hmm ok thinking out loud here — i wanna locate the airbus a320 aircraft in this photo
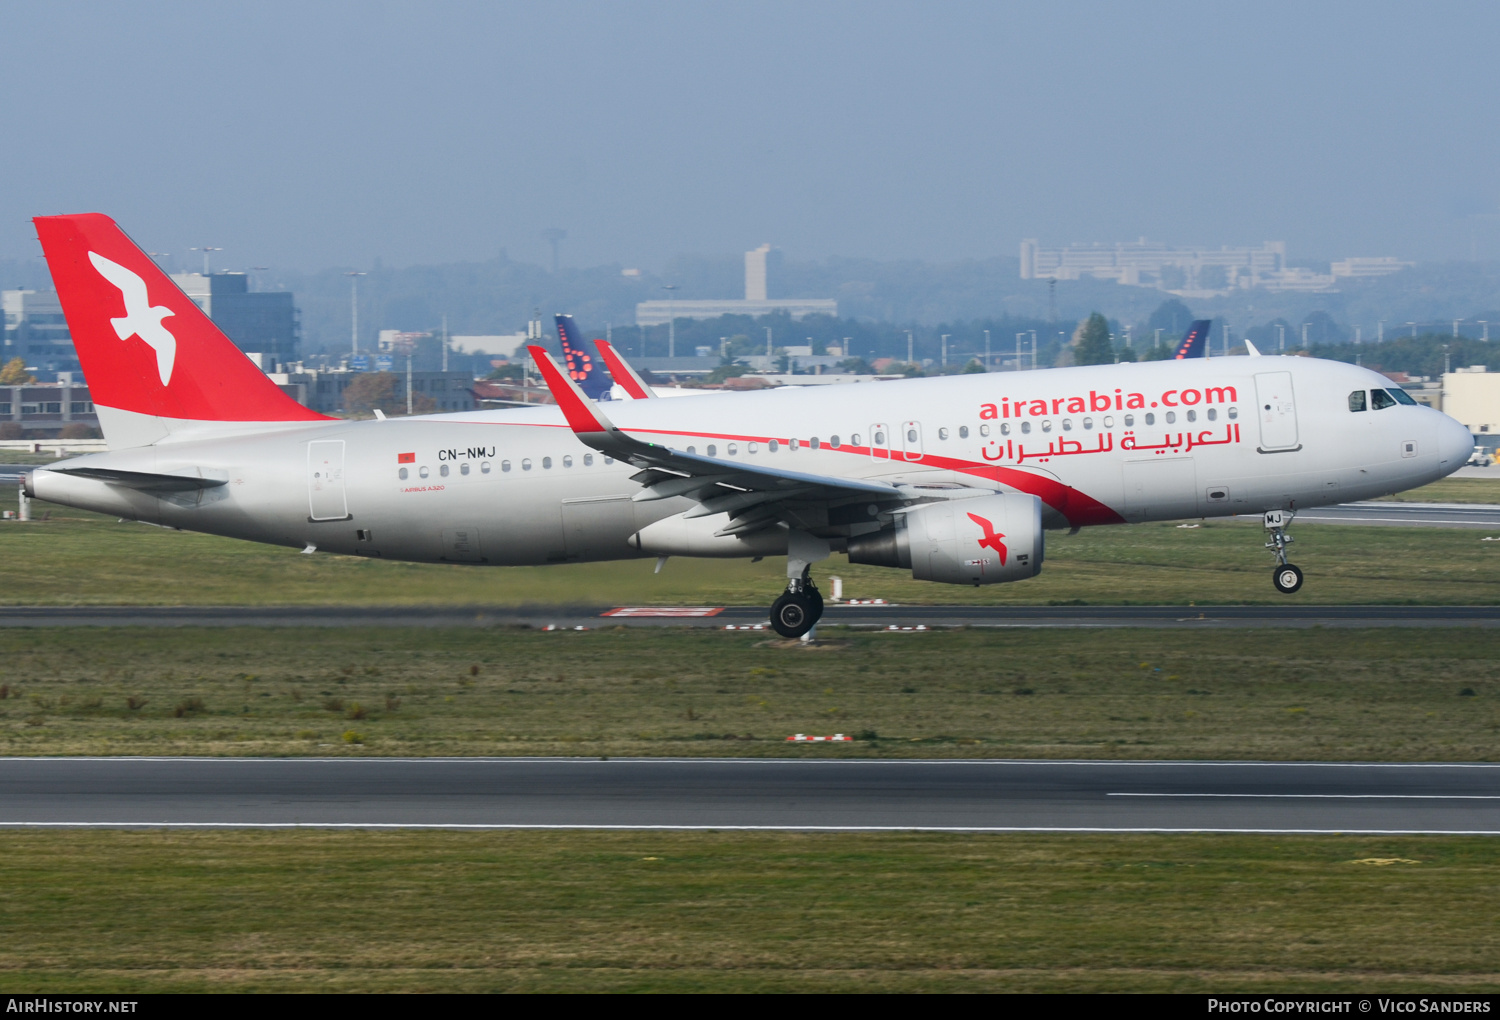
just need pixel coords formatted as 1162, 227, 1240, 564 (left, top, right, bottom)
27, 214, 1472, 637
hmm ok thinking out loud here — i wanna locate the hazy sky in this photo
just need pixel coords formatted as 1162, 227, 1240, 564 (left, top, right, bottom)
4, 1, 1498, 272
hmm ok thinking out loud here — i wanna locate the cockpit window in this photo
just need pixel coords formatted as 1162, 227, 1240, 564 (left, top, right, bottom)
1371, 388, 1398, 410
1348, 390, 1367, 412
1389, 386, 1417, 405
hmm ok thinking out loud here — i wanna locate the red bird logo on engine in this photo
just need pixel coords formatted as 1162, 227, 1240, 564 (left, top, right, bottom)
966, 512, 1008, 565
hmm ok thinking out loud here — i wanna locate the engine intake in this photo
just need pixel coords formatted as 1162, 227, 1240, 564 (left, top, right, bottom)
847, 492, 1043, 585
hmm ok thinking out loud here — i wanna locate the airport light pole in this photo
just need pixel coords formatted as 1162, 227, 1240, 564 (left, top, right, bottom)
940, 334, 949, 367
1407, 321, 1417, 338
1277, 324, 1284, 353
662, 284, 677, 358
983, 329, 991, 370
1481, 320, 1490, 341
190, 246, 222, 275
906, 331, 914, 367
345, 272, 366, 358
1454, 319, 1464, 338
1378, 320, 1386, 343
1015, 333, 1024, 372
1031, 331, 1039, 370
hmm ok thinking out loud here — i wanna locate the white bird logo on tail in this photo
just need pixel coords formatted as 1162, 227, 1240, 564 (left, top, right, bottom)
87, 251, 177, 386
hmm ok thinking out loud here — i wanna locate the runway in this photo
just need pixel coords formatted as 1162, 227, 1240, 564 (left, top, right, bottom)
2, 758, 1496, 833
0, 603, 1496, 629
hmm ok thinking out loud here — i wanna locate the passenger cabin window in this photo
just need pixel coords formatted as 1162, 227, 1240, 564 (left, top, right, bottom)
1020, 421, 1031, 434
768, 439, 779, 452
419, 466, 430, 478
1185, 409, 1196, 423
1123, 414, 1134, 426
522, 459, 532, 471
830, 436, 841, 448
810, 438, 820, 449
1061, 419, 1073, 431
583, 454, 593, 466
562, 455, 573, 467
958, 426, 969, 438
748, 442, 759, 453
460, 462, 470, 475
979, 424, 990, 437
1371, 389, 1397, 410
999, 422, 1010, 435
542, 457, 553, 469
1164, 411, 1176, 424
938, 427, 949, 440
727, 443, 738, 455
439, 464, 450, 477
1227, 407, 1239, 419
707, 445, 717, 456
398, 468, 408, 480
1349, 390, 1368, 412
1144, 413, 1155, 425
1206, 409, 1217, 421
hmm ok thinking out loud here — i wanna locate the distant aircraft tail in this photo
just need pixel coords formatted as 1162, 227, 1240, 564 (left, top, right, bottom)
33, 213, 330, 448
555, 314, 613, 399
1172, 319, 1214, 359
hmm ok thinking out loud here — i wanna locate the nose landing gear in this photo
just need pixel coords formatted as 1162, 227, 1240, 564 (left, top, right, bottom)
1264, 510, 1303, 594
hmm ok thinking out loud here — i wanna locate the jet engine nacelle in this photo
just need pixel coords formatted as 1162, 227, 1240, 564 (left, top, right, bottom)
847, 492, 1043, 585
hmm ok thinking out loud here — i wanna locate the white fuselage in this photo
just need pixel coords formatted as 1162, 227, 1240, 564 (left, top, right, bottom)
31, 357, 1473, 569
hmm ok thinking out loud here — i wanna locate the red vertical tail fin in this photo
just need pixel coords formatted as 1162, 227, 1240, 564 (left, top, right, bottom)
33, 213, 330, 445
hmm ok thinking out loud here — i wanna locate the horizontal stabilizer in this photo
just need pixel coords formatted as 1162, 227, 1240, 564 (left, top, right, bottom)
48, 466, 228, 492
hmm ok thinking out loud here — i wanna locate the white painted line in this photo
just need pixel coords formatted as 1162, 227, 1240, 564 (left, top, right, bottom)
1109, 793, 1500, 800
0, 822, 1496, 835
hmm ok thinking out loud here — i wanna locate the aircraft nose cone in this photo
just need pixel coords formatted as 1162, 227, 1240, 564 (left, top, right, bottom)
1439, 413, 1472, 470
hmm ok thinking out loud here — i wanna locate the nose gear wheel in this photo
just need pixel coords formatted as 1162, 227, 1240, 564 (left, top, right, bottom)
1263, 510, 1303, 595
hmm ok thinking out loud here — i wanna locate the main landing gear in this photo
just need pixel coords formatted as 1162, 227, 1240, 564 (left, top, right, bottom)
1264, 509, 1303, 594
769, 530, 831, 639
770, 570, 824, 639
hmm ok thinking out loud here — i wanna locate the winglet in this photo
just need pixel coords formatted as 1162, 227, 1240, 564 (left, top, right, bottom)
1243, 339, 1262, 357
593, 339, 657, 399
527, 345, 617, 434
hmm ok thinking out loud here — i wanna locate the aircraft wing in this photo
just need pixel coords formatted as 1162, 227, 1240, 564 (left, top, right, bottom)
528, 346, 903, 536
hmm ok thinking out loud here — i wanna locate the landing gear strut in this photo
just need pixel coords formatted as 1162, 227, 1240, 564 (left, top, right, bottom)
769, 530, 831, 639
1264, 509, 1303, 594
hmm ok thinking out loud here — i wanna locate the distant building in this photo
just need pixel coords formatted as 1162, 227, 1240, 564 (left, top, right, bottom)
1019, 239, 1412, 297
0, 378, 97, 436
271, 368, 477, 415
2, 290, 79, 378
171, 272, 299, 366
1442, 367, 1500, 435
636, 243, 836, 325
1330, 257, 1413, 279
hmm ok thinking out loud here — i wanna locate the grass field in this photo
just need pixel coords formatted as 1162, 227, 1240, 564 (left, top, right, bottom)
0, 830, 1495, 992
2, 480, 1499, 607
2, 627, 1495, 759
